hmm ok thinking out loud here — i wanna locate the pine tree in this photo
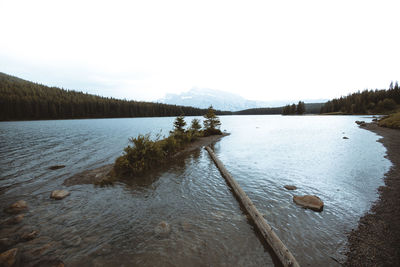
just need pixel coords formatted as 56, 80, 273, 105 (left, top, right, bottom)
296, 101, 306, 115
203, 105, 221, 136
282, 105, 291, 115
190, 118, 202, 132
290, 104, 296, 114
173, 115, 186, 134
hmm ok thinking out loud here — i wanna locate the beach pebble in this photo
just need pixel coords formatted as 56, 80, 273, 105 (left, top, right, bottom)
293, 195, 324, 212
50, 190, 70, 200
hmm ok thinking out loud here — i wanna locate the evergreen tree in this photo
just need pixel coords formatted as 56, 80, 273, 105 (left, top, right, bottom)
173, 115, 186, 134
296, 101, 305, 115
290, 104, 296, 114
203, 105, 221, 135
190, 118, 202, 132
282, 105, 291, 115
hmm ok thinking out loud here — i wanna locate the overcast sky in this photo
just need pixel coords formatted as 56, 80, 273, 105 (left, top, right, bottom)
1, 0, 399, 102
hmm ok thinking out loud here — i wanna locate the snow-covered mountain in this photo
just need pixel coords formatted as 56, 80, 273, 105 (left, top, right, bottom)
158, 87, 328, 111
158, 87, 268, 111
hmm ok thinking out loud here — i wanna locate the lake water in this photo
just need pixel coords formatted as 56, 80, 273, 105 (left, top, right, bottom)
0, 115, 391, 266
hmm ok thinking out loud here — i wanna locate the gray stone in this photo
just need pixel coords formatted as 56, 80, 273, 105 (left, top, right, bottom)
50, 190, 70, 200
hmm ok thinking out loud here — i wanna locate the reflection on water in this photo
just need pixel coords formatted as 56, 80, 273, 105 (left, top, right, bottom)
0, 115, 391, 266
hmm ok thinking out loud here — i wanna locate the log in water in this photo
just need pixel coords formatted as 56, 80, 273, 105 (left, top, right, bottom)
205, 146, 300, 267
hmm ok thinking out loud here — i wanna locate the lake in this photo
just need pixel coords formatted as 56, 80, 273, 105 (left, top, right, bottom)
0, 115, 391, 266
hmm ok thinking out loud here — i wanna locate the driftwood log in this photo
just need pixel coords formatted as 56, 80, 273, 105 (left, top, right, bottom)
205, 146, 300, 267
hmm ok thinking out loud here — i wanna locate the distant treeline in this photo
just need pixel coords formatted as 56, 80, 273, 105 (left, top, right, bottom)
0, 72, 231, 121
234, 102, 323, 115
320, 82, 400, 114
234, 107, 283, 115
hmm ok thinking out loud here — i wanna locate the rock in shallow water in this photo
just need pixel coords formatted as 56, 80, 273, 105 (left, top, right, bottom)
21, 230, 39, 241
3, 214, 24, 225
0, 248, 18, 267
33, 259, 64, 267
62, 235, 82, 247
293, 195, 324, 212
50, 190, 70, 200
48, 165, 65, 170
284, 185, 297, 190
4, 200, 28, 214
154, 221, 171, 237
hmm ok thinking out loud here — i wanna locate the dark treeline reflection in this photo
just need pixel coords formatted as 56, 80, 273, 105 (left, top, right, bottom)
0, 72, 231, 121
320, 81, 400, 114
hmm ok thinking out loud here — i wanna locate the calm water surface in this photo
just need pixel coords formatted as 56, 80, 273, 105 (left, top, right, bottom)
0, 115, 390, 266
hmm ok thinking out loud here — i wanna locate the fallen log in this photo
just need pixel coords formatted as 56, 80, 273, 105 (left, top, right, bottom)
205, 146, 300, 267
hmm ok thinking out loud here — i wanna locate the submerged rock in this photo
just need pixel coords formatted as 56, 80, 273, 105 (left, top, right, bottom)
0, 238, 15, 251
4, 200, 28, 214
181, 221, 192, 232
0, 248, 18, 267
62, 235, 82, 247
3, 214, 24, 225
92, 243, 112, 256
21, 230, 39, 241
33, 259, 64, 267
284, 185, 297, 190
293, 195, 324, 212
154, 221, 171, 237
48, 165, 65, 170
50, 190, 70, 200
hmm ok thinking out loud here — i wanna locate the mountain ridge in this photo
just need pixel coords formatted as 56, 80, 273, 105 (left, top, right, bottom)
159, 87, 327, 111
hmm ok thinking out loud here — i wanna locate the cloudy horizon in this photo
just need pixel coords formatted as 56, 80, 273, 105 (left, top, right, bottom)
1, 0, 399, 102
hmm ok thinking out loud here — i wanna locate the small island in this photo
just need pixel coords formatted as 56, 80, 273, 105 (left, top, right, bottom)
63, 106, 228, 186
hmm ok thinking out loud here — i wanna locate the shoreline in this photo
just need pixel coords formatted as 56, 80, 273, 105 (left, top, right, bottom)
63, 133, 229, 186
345, 123, 400, 266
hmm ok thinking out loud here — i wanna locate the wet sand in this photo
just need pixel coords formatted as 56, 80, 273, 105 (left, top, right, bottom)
63, 133, 229, 186
345, 123, 400, 266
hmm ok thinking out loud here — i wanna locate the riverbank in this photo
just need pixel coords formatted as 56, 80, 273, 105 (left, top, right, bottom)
63, 133, 229, 186
345, 123, 400, 266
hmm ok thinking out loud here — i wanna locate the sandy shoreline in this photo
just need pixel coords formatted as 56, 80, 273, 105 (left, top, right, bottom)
63, 133, 229, 186
345, 123, 400, 266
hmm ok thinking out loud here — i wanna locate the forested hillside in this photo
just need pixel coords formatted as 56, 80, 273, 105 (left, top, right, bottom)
0, 73, 230, 121
320, 82, 400, 114
235, 103, 324, 115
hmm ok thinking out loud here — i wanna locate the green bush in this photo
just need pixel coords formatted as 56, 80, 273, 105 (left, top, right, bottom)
113, 134, 166, 177
378, 112, 400, 129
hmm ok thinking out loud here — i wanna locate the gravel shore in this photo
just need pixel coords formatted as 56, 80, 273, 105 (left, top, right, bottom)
345, 123, 400, 266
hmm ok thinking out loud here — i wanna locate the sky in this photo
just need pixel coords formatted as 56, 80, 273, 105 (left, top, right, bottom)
1, 0, 399, 102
